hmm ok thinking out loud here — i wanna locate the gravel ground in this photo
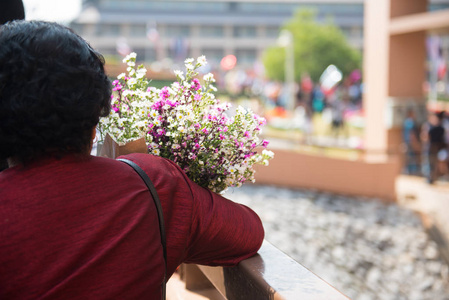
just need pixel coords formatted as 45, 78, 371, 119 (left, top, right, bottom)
224, 185, 449, 300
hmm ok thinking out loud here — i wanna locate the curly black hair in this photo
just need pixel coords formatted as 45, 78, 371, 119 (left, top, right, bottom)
0, 20, 111, 163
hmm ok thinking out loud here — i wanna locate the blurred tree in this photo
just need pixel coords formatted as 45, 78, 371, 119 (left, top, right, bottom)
263, 9, 362, 83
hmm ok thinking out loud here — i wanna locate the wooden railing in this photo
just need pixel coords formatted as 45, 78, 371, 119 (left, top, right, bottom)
178, 240, 349, 300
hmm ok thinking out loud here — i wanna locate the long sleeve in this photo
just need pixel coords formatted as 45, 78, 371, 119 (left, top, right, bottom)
121, 153, 264, 277
184, 184, 264, 266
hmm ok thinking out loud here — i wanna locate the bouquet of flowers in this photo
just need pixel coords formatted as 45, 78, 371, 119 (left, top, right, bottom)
99, 53, 274, 193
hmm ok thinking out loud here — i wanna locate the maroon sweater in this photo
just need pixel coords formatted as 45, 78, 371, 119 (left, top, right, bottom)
0, 153, 264, 299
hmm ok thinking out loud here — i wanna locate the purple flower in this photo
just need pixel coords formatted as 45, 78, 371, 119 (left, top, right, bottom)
262, 140, 270, 148
152, 100, 163, 110
166, 100, 178, 108
219, 134, 225, 140
157, 129, 166, 136
112, 82, 123, 91
191, 78, 201, 91
194, 94, 201, 101
159, 86, 170, 99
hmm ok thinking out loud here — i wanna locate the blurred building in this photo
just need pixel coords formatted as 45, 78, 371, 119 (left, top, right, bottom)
70, 0, 449, 68
70, 0, 369, 68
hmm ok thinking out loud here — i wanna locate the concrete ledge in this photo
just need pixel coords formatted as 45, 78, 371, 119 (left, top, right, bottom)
254, 149, 401, 201
182, 240, 348, 300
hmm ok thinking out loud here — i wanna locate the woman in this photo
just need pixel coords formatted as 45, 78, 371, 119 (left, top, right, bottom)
0, 21, 264, 299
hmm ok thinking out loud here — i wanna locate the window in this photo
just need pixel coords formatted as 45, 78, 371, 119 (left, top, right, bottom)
265, 26, 280, 38
129, 24, 146, 37
104, 0, 227, 12
233, 26, 256, 38
199, 26, 224, 37
96, 24, 121, 36
165, 25, 190, 38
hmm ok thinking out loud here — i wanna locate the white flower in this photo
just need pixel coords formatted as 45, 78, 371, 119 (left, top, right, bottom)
118, 118, 127, 127
176, 113, 185, 121
127, 68, 135, 76
135, 120, 147, 128
203, 73, 215, 82
138, 109, 147, 118
174, 70, 185, 81
197, 55, 207, 66
149, 110, 159, 118
184, 58, 194, 64
117, 73, 126, 79
152, 148, 160, 155
149, 142, 158, 149
136, 68, 147, 79
128, 78, 137, 86
228, 166, 237, 173
262, 149, 275, 158
185, 110, 193, 119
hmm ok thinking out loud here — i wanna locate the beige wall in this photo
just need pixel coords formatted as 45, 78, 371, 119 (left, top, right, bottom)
254, 150, 401, 201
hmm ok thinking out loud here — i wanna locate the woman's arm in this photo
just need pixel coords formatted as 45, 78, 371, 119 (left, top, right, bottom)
183, 182, 264, 266
120, 153, 264, 276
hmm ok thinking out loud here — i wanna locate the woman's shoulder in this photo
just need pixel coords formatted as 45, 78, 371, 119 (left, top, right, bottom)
116, 153, 182, 174
115, 153, 192, 192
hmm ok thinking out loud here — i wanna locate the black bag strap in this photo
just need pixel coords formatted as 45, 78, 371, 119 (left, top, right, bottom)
117, 158, 167, 300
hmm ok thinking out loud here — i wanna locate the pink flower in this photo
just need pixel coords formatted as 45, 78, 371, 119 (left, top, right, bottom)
191, 78, 201, 91
262, 140, 269, 148
159, 86, 170, 99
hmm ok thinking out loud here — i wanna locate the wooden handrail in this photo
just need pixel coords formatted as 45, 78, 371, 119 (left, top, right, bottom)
180, 240, 349, 300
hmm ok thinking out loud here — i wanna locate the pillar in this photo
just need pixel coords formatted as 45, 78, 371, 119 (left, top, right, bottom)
363, 0, 427, 160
